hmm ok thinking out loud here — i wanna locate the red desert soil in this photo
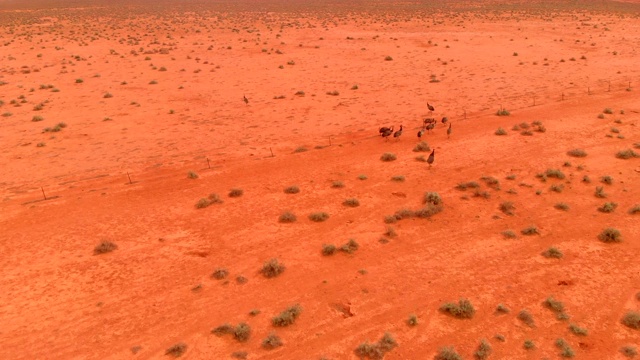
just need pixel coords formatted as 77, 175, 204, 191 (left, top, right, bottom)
1, 1, 639, 359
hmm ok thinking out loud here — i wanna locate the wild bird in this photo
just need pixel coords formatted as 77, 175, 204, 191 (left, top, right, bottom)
426, 121, 435, 134
427, 102, 435, 113
381, 126, 394, 140
417, 126, 426, 139
393, 125, 403, 140
447, 123, 452, 138
427, 149, 435, 168
243, 94, 249, 105
423, 117, 435, 126
441, 117, 448, 124
379, 126, 392, 136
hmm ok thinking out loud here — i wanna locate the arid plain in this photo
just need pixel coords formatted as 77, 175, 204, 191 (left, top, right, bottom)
1, 0, 640, 359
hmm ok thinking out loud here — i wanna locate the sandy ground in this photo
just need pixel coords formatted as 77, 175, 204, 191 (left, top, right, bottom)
1, 1, 640, 359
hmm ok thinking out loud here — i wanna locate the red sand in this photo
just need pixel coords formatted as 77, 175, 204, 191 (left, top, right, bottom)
1, 1, 639, 359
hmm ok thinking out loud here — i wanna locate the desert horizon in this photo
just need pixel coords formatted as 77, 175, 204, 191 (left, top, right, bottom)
1, 0, 639, 359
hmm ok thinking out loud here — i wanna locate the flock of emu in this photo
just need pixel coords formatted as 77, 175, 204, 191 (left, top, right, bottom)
377, 103, 449, 167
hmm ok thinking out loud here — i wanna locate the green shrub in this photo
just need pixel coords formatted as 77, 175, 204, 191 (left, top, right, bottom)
331, 181, 345, 188
481, 176, 500, 189
550, 184, 564, 193
384, 215, 397, 224
229, 188, 243, 197
413, 141, 431, 152
555, 202, 569, 211
629, 205, 640, 214
211, 268, 228, 280
601, 176, 613, 185
434, 347, 462, 360
340, 239, 359, 254
357, 174, 368, 180
598, 202, 618, 213
94, 241, 117, 255
322, 244, 336, 256
279, 211, 296, 223
380, 152, 397, 161
272, 304, 302, 327
423, 192, 443, 205
495, 127, 507, 135
440, 299, 475, 319
32, 115, 44, 122
568, 323, 588, 336
545, 169, 565, 179
595, 186, 607, 198
518, 310, 535, 327
598, 227, 621, 243
309, 212, 329, 222
165, 343, 187, 357
456, 181, 480, 190
496, 304, 510, 313
542, 247, 563, 258
616, 149, 640, 159
604, 107, 614, 114
496, 109, 510, 116
621, 345, 638, 358
544, 296, 565, 314
521, 226, 539, 235
501, 230, 516, 239
354, 333, 397, 359
622, 311, 640, 329
391, 175, 405, 182
343, 198, 360, 207
523, 340, 535, 350
262, 333, 283, 349
261, 258, 285, 278
212, 323, 234, 335
499, 201, 515, 215
474, 339, 492, 360
284, 185, 300, 194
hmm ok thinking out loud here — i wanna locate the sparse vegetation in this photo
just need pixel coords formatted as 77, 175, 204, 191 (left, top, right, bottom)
423, 192, 443, 206
358, 174, 368, 180
595, 186, 607, 198
518, 310, 535, 327
343, 198, 360, 207
407, 314, 418, 326
413, 141, 430, 152
496, 108, 510, 116
456, 181, 480, 190
279, 211, 297, 223
187, 171, 198, 179
262, 333, 283, 349
165, 343, 187, 357
616, 149, 640, 159
322, 244, 337, 256
501, 230, 516, 239
284, 185, 300, 194
569, 323, 588, 336
598, 202, 618, 213
340, 239, 359, 254
496, 304, 510, 313
495, 127, 507, 135
354, 333, 397, 359
211, 268, 228, 280
555, 202, 569, 211
309, 212, 329, 222
440, 299, 475, 319
331, 181, 345, 188
601, 176, 613, 185
272, 304, 302, 327
550, 184, 564, 193
544, 296, 566, 315
622, 311, 640, 330
542, 247, 563, 259
380, 152, 397, 162
524, 340, 535, 350
629, 205, 640, 214
261, 258, 285, 278
94, 240, 117, 255
598, 227, 621, 243
434, 346, 462, 360
228, 188, 243, 197
621, 345, 638, 358
474, 339, 492, 360
521, 226, 539, 235
499, 201, 515, 215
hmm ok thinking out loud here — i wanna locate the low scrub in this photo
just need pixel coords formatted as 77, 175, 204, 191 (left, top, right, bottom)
434, 346, 462, 360
272, 304, 302, 327
456, 181, 480, 190
474, 339, 492, 360
354, 332, 397, 359
598, 227, 622, 243
284, 185, 300, 194
262, 333, 283, 349
616, 149, 640, 159
309, 212, 329, 222
518, 310, 535, 327
165, 343, 187, 357
598, 202, 618, 213
568, 323, 588, 336
499, 201, 515, 215
380, 152, 397, 162
94, 240, 117, 255
340, 239, 359, 254
542, 247, 563, 259
567, 148, 587, 157
501, 230, 516, 239
413, 141, 431, 152
321, 244, 336, 256
261, 258, 285, 278
343, 198, 360, 207
495, 127, 507, 135
279, 211, 297, 223
521, 226, 539, 235
228, 188, 243, 197
622, 311, 640, 330
555, 202, 569, 211
440, 299, 475, 319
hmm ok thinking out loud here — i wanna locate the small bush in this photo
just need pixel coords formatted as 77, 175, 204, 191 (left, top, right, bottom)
616, 149, 640, 159
496, 304, 510, 313
414, 203, 443, 218
293, 146, 307, 153
550, 184, 564, 193
407, 314, 418, 326
187, 171, 198, 179
384, 55, 393, 61
272, 304, 302, 327
423, 192, 443, 205
629, 205, 640, 214
474, 339, 492, 360
343, 198, 360, 207
598, 227, 621, 243
195, 198, 211, 209
165, 343, 187, 357
279, 211, 296, 223
518, 310, 535, 327
212, 323, 234, 335
472, 189, 490, 199
481, 176, 500, 189
229, 188, 243, 197
94, 241, 117, 255
413, 141, 431, 152
495, 127, 507, 135
380, 152, 397, 162
622, 311, 640, 329
355, 333, 397, 359
542, 247, 563, 258
384, 226, 397, 238
262, 333, 283, 349
440, 298, 475, 319
340, 239, 359, 254
358, 174, 368, 180
544, 296, 565, 314
521, 226, 539, 235
604, 107, 614, 114
598, 202, 618, 213
499, 201, 515, 215
261, 258, 285, 278
103, 92, 113, 98
322, 244, 336, 256
391, 175, 405, 182
456, 181, 480, 190
434, 347, 462, 360
32, 115, 44, 122
284, 185, 300, 194
598, 113, 605, 119
496, 109, 510, 116
384, 215, 397, 224
211, 268, 229, 280
501, 230, 516, 239
331, 181, 345, 188
555, 202, 569, 211
568, 324, 588, 336
601, 176, 613, 185
309, 212, 329, 222
394, 208, 414, 220
545, 169, 566, 179
523, 340, 535, 350
595, 186, 607, 198
621, 345, 638, 358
